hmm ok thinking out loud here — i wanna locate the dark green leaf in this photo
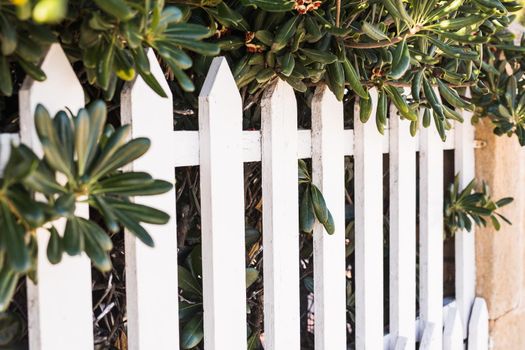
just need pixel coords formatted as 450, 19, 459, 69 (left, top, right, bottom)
0, 203, 29, 272
299, 186, 315, 233
180, 315, 204, 349
178, 266, 202, 297
46, 226, 62, 265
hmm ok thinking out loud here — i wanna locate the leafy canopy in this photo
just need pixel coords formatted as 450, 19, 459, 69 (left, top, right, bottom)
0, 0, 524, 141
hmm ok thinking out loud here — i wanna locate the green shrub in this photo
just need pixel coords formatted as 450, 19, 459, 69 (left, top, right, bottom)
0, 0, 523, 140
0, 101, 172, 311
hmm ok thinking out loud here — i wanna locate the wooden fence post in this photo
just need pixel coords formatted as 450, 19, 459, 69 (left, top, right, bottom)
311, 85, 346, 349
419, 102, 444, 350
199, 57, 247, 350
454, 95, 476, 338
444, 307, 463, 350
468, 298, 489, 350
389, 96, 417, 349
354, 88, 384, 349
121, 49, 179, 349
19, 43, 94, 350
261, 78, 300, 349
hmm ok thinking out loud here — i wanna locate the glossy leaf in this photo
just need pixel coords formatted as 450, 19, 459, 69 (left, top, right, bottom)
180, 315, 204, 349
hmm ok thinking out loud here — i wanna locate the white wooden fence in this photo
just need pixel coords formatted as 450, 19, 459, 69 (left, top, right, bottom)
0, 44, 490, 350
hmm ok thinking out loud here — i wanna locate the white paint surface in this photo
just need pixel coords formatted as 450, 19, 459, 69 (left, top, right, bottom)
419, 103, 444, 350
443, 306, 464, 350
354, 88, 384, 350
468, 298, 489, 350
19, 43, 94, 350
454, 96, 476, 338
311, 85, 346, 349
172, 128, 456, 166
261, 79, 300, 350
199, 57, 247, 350
389, 98, 416, 349
121, 49, 179, 350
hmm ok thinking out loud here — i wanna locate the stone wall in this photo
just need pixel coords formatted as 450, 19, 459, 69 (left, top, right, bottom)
475, 118, 525, 349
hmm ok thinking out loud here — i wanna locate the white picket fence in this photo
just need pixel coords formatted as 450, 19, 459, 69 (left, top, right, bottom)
0, 43, 489, 350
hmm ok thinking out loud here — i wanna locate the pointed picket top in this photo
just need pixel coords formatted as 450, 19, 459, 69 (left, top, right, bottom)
200, 56, 240, 100
19, 43, 84, 155
394, 336, 408, 350
262, 77, 295, 109
419, 322, 436, 350
468, 298, 489, 350
312, 83, 339, 110
123, 49, 172, 105
443, 306, 464, 350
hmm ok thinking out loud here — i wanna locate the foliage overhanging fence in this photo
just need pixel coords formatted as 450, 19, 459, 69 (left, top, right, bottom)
0, 43, 489, 350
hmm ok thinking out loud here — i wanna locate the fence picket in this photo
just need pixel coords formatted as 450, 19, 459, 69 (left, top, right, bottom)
199, 57, 247, 350
419, 104, 444, 349
121, 49, 179, 349
443, 306, 464, 350
468, 298, 489, 350
311, 85, 346, 349
454, 95, 476, 338
389, 100, 416, 349
354, 88, 384, 349
394, 337, 408, 350
261, 79, 300, 349
419, 322, 436, 350
19, 43, 93, 350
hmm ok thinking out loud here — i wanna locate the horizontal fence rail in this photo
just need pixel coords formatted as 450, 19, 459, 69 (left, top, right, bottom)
0, 45, 489, 350
171, 128, 457, 167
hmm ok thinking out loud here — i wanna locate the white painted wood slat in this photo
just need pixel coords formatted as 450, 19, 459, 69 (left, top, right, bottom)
443, 306, 464, 350
394, 337, 408, 350
261, 79, 300, 350
389, 101, 416, 349
419, 322, 436, 350
354, 88, 384, 350
468, 298, 489, 350
121, 50, 179, 349
19, 43, 94, 350
454, 97, 476, 338
199, 57, 247, 350
311, 85, 346, 349
418, 106, 444, 350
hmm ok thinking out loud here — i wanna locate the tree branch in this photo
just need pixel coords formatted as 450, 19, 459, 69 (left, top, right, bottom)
336, 0, 341, 28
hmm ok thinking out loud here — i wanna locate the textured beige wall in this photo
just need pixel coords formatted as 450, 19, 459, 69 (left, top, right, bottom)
475, 118, 525, 349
